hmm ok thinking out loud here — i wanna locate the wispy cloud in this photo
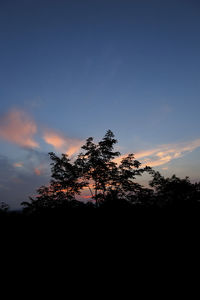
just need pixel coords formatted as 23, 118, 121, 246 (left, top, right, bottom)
34, 162, 48, 176
13, 162, 23, 168
114, 138, 200, 168
24, 148, 51, 177
0, 153, 50, 209
0, 109, 39, 149
34, 166, 44, 176
136, 138, 200, 167
1, 108, 200, 171
43, 130, 83, 157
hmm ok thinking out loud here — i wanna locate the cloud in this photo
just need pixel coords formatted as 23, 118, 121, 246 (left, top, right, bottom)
0, 109, 39, 148
13, 162, 23, 168
43, 130, 83, 157
114, 138, 200, 168
34, 164, 47, 176
113, 154, 128, 165
34, 167, 42, 176
136, 138, 200, 167
0, 109, 84, 156
0, 153, 50, 209
24, 148, 51, 177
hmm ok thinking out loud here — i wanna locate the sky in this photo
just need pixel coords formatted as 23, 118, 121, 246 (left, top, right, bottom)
0, 0, 200, 208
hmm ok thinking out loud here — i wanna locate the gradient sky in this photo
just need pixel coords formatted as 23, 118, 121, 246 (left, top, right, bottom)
0, 0, 200, 208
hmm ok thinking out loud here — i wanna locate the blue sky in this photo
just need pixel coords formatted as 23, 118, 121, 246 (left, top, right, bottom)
0, 0, 200, 208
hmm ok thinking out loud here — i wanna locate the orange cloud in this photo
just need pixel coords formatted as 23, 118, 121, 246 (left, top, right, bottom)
34, 168, 42, 176
43, 130, 83, 157
13, 162, 23, 168
0, 110, 39, 148
113, 154, 128, 165
34, 163, 47, 176
43, 132, 65, 149
136, 139, 200, 167
114, 138, 200, 168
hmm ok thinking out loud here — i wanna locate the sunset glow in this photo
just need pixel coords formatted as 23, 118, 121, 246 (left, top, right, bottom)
0, 0, 200, 209
0, 110, 39, 149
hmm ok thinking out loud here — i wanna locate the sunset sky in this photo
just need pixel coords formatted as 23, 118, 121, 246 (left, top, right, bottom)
1, 0, 200, 208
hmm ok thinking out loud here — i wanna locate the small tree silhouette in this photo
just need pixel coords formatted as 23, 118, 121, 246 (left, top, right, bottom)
149, 171, 200, 208
0, 202, 9, 214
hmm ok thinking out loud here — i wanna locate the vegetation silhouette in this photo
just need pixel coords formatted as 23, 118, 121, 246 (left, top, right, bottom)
18, 130, 200, 215
0, 202, 9, 215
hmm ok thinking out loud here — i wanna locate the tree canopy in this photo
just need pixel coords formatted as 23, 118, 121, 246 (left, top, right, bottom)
19, 130, 200, 214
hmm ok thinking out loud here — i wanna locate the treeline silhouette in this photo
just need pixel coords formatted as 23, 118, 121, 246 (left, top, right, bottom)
1, 130, 200, 216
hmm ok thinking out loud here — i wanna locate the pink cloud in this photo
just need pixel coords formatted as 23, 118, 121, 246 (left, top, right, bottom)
135, 139, 200, 167
34, 163, 48, 176
0, 110, 39, 148
114, 138, 200, 168
13, 162, 23, 168
34, 167, 42, 176
43, 130, 83, 157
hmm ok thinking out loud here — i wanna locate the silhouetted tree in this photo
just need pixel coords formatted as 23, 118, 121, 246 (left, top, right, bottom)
23, 130, 152, 212
76, 130, 121, 206
149, 171, 200, 208
76, 130, 152, 207
0, 202, 9, 215
22, 154, 88, 214
22, 130, 200, 214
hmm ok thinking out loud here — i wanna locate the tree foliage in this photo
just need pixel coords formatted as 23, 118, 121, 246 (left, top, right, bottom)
19, 130, 200, 214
